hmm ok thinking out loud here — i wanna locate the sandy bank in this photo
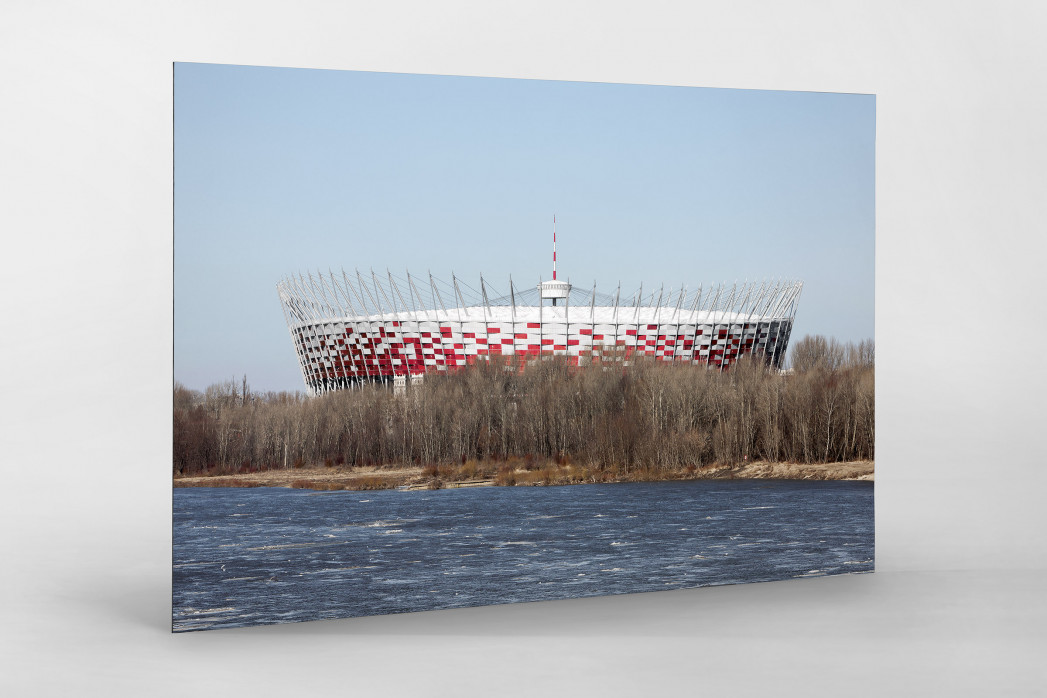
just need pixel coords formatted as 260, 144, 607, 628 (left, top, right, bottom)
694, 460, 873, 482
173, 460, 873, 491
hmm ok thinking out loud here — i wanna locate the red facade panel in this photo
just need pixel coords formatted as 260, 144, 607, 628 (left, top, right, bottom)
293, 312, 792, 392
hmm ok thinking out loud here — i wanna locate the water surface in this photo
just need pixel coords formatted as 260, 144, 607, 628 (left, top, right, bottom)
173, 480, 873, 631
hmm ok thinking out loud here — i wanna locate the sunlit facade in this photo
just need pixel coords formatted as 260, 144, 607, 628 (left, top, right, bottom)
278, 271, 802, 395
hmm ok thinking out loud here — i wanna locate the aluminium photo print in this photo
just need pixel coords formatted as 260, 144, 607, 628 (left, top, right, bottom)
173, 63, 874, 632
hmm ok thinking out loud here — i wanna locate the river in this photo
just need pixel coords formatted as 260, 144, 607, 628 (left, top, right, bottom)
173, 479, 873, 631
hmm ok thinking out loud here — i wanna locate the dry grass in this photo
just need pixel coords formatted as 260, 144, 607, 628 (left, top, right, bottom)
173, 477, 264, 488
353, 475, 401, 490
493, 463, 516, 486
291, 479, 344, 491
174, 464, 414, 491
287, 476, 403, 491
459, 459, 480, 480
175, 459, 873, 490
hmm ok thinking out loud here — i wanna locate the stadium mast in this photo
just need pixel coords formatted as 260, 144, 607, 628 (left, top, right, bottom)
539, 214, 571, 305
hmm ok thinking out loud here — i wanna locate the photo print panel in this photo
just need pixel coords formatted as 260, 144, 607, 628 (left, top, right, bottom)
173, 63, 875, 631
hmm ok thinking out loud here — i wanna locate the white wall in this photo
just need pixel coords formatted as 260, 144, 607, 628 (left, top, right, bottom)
3, 2, 1045, 695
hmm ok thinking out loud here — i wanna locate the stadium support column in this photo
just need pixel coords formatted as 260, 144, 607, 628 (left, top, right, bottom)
388, 270, 411, 318
373, 270, 400, 380
703, 283, 716, 369
719, 282, 737, 373
479, 275, 490, 323
428, 273, 450, 373
781, 282, 802, 369
564, 278, 569, 350
375, 272, 397, 381
509, 276, 518, 369
341, 270, 373, 385
305, 272, 330, 393
289, 274, 318, 392
344, 272, 378, 385
759, 280, 784, 362
304, 275, 330, 393
589, 282, 596, 322
509, 276, 516, 322
406, 271, 424, 321
316, 271, 349, 389
451, 273, 465, 323
748, 279, 773, 363
767, 282, 785, 369
767, 281, 798, 370
354, 270, 383, 382
429, 272, 447, 315
480, 274, 491, 366
330, 271, 365, 386
449, 274, 465, 370
389, 271, 416, 378
736, 281, 756, 364
784, 282, 802, 366
686, 285, 703, 366
631, 282, 643, 366
407, 271, 430, 376
372, 270, 395, 317
654, 284, 664, 326
277, 284, 310, 391
670, 284, 685, 363
710, 283, 724, 370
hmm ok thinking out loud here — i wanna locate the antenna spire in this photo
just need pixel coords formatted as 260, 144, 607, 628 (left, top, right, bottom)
553, 214, 557, 280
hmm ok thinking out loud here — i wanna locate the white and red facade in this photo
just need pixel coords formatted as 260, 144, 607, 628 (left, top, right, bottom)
278, 272, 802, 395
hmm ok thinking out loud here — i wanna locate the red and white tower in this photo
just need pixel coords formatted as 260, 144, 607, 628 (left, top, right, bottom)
539, 214, 571, 305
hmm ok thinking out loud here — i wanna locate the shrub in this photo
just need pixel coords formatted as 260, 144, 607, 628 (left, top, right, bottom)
460, 459, 479, 480
354, 476, 396, 491
494, 464, 517, 486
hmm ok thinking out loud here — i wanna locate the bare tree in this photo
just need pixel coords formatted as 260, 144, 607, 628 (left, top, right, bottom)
174, 335, 873, 475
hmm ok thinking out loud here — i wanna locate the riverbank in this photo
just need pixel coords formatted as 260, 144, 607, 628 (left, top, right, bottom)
173, 460, 873, 491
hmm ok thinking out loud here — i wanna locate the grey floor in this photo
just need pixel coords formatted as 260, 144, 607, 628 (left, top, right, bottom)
4, 551, 1043, 696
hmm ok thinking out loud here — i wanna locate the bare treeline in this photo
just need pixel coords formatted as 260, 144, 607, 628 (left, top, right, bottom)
173, 335, 873, 476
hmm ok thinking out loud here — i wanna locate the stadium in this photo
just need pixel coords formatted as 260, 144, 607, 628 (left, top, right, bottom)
277, 231, 802, 395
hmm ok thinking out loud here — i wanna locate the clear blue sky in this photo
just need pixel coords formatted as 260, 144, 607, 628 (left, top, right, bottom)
175, 63, 874, 393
